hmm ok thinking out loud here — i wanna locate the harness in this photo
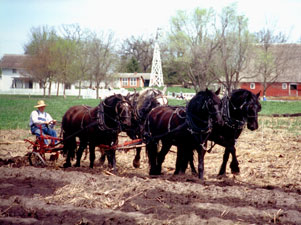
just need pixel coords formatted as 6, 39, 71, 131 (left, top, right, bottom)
222, 96, 246, 129
144, 96, 216, 146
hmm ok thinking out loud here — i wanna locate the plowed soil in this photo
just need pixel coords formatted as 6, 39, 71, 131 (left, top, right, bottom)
0, 117, 300, 225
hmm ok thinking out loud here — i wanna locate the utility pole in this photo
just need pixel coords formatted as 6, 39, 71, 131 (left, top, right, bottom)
149, 28, 164, 87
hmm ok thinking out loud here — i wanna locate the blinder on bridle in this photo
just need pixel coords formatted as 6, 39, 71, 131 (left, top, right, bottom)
97, 96, 132, 132
225, 94, 261, 129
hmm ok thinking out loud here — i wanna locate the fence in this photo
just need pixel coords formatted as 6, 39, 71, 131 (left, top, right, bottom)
0, 88, 130, 99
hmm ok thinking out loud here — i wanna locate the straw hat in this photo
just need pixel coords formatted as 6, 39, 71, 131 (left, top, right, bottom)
34, 100, 47, 108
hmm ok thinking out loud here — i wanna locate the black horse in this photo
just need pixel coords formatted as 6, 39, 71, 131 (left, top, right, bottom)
159, 88, 261, 177
62, 94, 132, 169
207, 88, 261, 176
99, 88, 168, 168
143, 88, 223, 179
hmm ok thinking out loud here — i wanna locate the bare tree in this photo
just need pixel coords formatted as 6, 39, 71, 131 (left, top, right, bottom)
59, 24, 93, 97
23, 26, 57, 96
120, 35, 154, 72
89, 32, 116, 99
213, 5, 254, 94
254, 27, 293, 96
168, 8, 220, 92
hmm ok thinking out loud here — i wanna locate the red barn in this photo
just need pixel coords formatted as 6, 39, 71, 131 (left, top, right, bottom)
239, 44, 301, 97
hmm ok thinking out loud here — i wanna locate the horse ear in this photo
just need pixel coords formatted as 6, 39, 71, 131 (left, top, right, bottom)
215, 88, 221, 96
162, 86, 167, 95
256, 91, 261, 99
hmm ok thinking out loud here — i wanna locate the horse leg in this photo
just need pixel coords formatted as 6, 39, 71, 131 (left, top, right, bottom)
133, 146, 142, 168
99, 149, 106, 166
157, 141, 172, 174
107, 149, 117, 171
146, 141, 159, 175
189, 150, 197, 175
63, 137, 76, 168
174, 145, 188, 175
229, 146, 240, 174
75, 142, 87, 167
89, 144, 96, 168
218, 147, 230, 176
197, 147, 206, 179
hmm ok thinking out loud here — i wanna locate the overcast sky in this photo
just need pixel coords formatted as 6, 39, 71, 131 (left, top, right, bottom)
0, 0, 300, 58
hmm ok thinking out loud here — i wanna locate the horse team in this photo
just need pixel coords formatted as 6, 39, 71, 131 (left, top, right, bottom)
61, 88, 261, 180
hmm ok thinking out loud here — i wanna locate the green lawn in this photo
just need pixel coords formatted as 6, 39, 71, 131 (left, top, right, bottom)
0, 95, 300, 130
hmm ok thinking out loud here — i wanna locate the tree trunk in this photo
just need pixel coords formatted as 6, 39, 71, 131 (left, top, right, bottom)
56, 82, 60, 96
78, 80, 82, 98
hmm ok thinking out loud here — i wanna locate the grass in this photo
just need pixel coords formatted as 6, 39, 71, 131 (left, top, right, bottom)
0, 94, 300, 130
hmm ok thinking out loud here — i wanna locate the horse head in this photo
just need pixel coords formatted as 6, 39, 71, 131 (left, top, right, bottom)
245, 91, 261, 130
186, 88, 223, 132
103, 94, 132, 130
136, 88, 168, 120
229, 89, 261, 131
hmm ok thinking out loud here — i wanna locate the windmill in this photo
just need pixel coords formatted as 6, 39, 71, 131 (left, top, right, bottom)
149, 28, 164, 87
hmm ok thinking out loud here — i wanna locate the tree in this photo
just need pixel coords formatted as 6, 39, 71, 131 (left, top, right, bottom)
23, 26, 58, 96
120, 35, 154, 72
254, 26, 293, 96
59, 24, 93, 97
213, 5, 254, 94
126, 56, 140, 72
168, 8, 220, 92
89, 31, 116, 99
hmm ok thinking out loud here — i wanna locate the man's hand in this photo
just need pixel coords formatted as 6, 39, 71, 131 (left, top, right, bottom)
49, 120, 57, 125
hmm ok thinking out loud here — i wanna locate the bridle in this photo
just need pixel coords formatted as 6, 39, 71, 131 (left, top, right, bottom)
186, 96, 220, 135
223, 95, 259, 129
97, 98, 131, 132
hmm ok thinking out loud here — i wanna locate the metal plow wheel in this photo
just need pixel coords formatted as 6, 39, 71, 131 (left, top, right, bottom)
28, 152, 47, 167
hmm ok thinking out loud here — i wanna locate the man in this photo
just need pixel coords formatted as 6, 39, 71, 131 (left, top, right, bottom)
29, 100, 57, 145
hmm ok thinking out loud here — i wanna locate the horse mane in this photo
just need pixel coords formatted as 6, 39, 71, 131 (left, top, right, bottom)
136, 88, 163, 111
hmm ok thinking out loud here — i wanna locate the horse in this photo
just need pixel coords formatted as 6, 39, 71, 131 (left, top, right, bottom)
61, 94, 132, 169
143, 88, 223, 179
205, 88, 261, 176
99, 88, 168, 168
160, 88, 261, 177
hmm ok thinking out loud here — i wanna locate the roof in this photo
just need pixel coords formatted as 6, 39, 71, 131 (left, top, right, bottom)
117, 73, 150, 79
0, 54, 28, 69
240, 44, 301, 83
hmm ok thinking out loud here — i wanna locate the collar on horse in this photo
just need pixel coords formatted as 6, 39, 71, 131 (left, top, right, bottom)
97, 101, 122, 133
185, 97, 213, 135
222, 96, 246, 129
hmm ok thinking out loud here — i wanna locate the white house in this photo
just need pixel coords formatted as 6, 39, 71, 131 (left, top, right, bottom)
0, 54, 130, 98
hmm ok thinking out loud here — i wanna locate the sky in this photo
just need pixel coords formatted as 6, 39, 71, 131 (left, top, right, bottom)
0, 0, 300, 58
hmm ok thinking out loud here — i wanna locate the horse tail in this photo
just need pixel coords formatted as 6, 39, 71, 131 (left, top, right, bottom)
62, 132, 77, 159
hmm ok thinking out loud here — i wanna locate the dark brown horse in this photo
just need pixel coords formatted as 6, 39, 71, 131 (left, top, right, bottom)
62, 94, 132, 169
158, 89, 261, 178
126, 88, 168, 168
143, 88, 223, 179
99, 88, 168, 168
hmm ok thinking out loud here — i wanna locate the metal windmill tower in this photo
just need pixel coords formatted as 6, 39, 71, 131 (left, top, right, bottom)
149, 28, 164, 87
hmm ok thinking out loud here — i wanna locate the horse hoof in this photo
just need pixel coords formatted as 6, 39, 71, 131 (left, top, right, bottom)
63, 162, 71, 168
149, 169, 160, 175
133, 160, 140, 168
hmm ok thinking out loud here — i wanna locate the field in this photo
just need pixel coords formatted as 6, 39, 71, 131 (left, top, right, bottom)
0, 95, 300, 224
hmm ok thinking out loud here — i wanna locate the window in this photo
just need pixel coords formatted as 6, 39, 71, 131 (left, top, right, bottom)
130, 78, 137, 86
282, 83, 287, 89
290, 84, 297, 90
250, 83, 255, 89
122, 78, 128, 86
65, 83, 71, 89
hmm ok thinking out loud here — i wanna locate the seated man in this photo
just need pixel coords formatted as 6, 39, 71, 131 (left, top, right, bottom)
29, 100, 57, 145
